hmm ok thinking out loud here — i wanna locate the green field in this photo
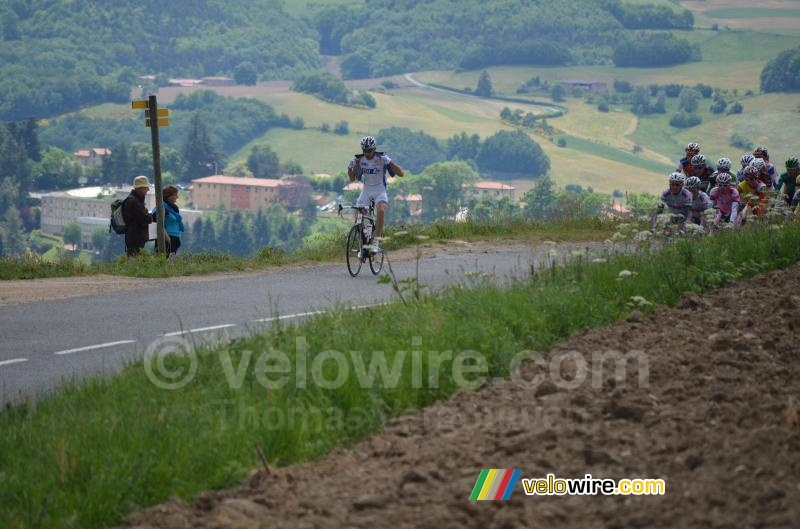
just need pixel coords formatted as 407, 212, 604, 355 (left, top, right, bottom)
704, 8, 800, 19
556, 135, 674, 174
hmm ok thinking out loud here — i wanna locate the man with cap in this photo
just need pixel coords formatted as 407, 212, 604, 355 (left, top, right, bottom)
123, 176, 153, 256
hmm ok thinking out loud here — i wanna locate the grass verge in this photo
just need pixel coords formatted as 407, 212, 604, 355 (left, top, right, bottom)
0, 218, 616, 280
2, 223, 800, 528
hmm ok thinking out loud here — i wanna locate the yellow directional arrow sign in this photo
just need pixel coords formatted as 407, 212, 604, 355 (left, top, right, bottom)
131, 100, 148, 109
145, 109, 169, 118
146, 118, 169, 127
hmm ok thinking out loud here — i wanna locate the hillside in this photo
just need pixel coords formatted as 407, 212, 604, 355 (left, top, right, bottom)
0, 0, 321, 120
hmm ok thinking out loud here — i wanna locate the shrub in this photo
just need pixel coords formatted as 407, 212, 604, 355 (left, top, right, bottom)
669, 112, 702, 128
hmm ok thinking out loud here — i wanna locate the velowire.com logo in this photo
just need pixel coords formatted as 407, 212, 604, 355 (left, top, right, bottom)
469, 469, 522, 501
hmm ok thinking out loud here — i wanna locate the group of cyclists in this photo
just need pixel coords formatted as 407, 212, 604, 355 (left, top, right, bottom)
658, 142, 799, 231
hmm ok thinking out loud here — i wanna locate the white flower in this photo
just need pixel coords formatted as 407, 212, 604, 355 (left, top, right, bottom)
618, 270, 633, 278
394, 230, 409, 236
611, 232, 627, 242
684, 223, 704, 234
416, 235, 430, 240
543, 240, 557, 246
634, 231, 651, 242
571, 249, 586, 257
629, 295, 652, 307
591, 258, 607, 264
549, 249, 558, 258
770, 225, 781, 231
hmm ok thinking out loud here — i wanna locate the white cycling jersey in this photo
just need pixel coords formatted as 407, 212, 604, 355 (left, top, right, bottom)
348, 154, 392, 189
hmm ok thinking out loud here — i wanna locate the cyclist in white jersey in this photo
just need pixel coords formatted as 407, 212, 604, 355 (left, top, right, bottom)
347, 136, 404, 252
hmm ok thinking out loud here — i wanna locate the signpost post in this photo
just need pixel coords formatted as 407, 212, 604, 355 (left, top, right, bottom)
132, 97, 169, 255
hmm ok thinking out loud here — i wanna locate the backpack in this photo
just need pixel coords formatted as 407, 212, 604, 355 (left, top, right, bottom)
109, 197, 129, 234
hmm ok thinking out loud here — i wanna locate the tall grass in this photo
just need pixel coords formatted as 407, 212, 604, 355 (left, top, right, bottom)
2, 224, 800, 528
0, 218, 615, 280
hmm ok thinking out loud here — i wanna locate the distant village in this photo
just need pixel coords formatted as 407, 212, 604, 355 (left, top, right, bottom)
39, 144, 518, 250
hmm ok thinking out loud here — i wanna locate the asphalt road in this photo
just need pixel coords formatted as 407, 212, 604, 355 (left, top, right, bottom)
0, 242, 588, 404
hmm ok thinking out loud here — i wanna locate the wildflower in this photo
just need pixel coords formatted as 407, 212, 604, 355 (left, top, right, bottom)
634, 231, 651, 242
416, 235, 430, 241
618, 270, 633, 278
629, 295, 652, 307
611, 232, 627, 242
543, 240, 557, 246
684, 223, 704, 234
549, 249, 558, 258
591, 258, 607, 264
394, 230, 409, 236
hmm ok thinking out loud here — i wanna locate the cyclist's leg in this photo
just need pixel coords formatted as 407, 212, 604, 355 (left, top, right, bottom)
375, 192, 389, 238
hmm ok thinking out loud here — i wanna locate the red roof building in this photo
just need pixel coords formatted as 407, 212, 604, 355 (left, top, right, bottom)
191, 175, 309, 211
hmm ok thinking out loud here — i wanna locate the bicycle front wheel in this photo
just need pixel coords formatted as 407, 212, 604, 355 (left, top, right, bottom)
346, 225, 363, 277
369, 247, 384, 275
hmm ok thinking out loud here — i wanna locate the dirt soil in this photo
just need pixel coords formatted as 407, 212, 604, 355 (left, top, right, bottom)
125, 264, 800, 529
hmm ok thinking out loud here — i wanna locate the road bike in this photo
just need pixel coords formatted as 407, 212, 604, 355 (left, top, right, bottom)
338, 200, 384, 277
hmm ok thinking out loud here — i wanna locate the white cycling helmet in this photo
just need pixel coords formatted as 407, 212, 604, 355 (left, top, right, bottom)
360, 136, 376, 151
686, 142, 701, 154
691, 154, 706, 167
716, 172, 733, 186
685, 176, 702, 189
743, 165, 759, 179
669, 172, 686, 184
740, 154, 755, 167
716, 158, 732, 172
751, 158, 766, 171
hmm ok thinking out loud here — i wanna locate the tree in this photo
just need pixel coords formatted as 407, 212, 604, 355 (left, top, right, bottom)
63, 221, 82, 250
233, 62, 258, 86
523, 175, 557, 221
377, 127, 446, 174
678, 88, 701, 113
653, 91, 667, 113
446, 132, 481, 162
2, 206, 25, 256
632, 86, 651, 115
550, 84, 566, 102
710, 98, 727, 114
91, 228, 106, 251
226, 160, 254, 177
476, 130, 550, 177
334, 121, 349, 135
761, 47, 800, 92
182, 114, 222, 180
727, 101, 743, 115
102, 141, 131, 185
247, 145, 281, 178
418, 162, 479, 221
476, 71, 493, 97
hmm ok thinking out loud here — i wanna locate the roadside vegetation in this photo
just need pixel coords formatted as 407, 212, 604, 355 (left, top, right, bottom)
3, 222, 800, 528
0, 217, 616, 280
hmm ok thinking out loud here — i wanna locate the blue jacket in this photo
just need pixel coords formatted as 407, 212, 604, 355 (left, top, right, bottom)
151, 201, 184, 237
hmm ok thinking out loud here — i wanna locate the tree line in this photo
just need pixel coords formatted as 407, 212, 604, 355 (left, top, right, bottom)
317, 0, 699, 79
0, 0, 321, 120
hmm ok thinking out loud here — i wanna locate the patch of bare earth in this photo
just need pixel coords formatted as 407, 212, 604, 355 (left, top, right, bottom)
121, 263, 800, 529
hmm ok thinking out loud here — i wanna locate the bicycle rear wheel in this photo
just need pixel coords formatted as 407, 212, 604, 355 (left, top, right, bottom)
369, 247, 384, 275
346, 225, 363, 277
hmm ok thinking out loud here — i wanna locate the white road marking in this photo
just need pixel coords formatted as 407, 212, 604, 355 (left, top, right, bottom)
164, 324, 237, 337
54, 340, 137, 356
253, 303, 386, 323
0, 358, 28, 367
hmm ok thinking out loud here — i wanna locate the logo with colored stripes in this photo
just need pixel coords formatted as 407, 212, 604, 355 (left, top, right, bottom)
470, 469, 521, 501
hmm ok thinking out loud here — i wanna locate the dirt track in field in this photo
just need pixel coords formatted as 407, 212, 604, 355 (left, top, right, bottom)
122, 264, 800, 529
